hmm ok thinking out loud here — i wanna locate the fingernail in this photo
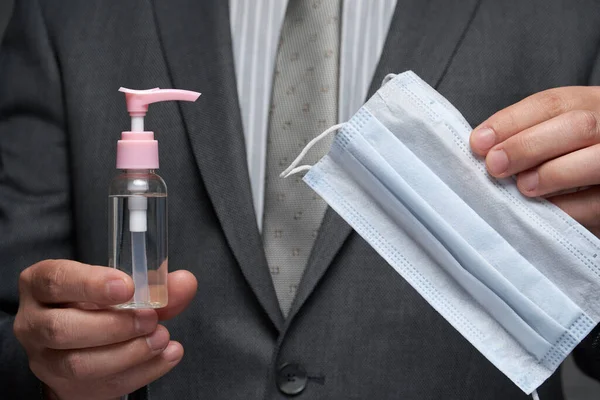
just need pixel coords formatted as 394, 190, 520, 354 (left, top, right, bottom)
106, 279, 129, 301
135, 310, 158, 334
519, 170, 539, 193
486, 149, 509, 176
163, 342, 183, 364
472, 128, 496, 152
146, 327, 169, 351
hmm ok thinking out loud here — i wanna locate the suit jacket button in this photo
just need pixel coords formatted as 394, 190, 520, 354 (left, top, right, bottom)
277, 363, 308, 396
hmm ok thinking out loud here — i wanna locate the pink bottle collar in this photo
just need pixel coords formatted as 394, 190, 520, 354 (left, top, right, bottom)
116, 131, 159, 170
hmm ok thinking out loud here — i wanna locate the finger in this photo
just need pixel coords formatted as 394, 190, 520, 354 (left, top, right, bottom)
485, 110, 600, 178
25, 260, 133, 305
470, 87, 600, 155
516, 143, 600, 197
156, 270, 197, 321
547, 186, 600, 236
39, 325, 170, 382
30, 307, 158, 350
66, 302, 105, 310
91, 341, 183, 399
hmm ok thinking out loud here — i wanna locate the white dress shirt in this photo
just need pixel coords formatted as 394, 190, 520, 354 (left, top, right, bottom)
229, 0, 398, 229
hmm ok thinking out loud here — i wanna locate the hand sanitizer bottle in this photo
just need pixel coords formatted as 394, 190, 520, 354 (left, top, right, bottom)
109, 87, 201, 309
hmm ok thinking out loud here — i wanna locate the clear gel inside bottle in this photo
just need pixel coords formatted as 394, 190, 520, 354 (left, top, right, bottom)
109, 170, 168, 309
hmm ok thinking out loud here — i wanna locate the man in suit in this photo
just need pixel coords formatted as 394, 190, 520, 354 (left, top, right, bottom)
1, 0, 600, 399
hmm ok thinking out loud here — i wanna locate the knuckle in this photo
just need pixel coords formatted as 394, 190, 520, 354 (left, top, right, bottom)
494, 108, 518, 133
14, 311, 41, 344
31, 261, 68, 301
569, 110, 600, 142
19, 267, 34, 289
536, 89, 568, 117
515, 133, 541, 158
46, 265, 69, 300
12, 316, 27, 341
40, 310, 69, 347
60, 351, 91, 380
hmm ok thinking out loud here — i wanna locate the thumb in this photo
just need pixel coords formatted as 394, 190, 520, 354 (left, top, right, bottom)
156, 270, 198, 320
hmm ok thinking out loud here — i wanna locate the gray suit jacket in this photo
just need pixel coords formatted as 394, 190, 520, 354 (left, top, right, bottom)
1, 0, 600, 399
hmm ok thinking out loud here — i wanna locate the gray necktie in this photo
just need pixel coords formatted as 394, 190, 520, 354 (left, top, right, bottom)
263, 0, 341, 316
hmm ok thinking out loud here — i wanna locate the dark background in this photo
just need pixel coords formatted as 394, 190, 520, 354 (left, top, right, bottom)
0, 0, 12, 35
0, 0, 597, 398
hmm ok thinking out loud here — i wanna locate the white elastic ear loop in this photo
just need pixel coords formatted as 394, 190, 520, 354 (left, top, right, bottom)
280, 123, 346, 178
532, 390, 540, 400
381, 73, 397, 86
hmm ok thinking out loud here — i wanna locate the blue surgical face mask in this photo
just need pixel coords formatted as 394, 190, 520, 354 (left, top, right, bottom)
282, 71, 600, 398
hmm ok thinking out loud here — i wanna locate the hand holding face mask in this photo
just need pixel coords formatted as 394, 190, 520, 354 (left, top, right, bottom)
471, 86, 600, 239
283, 71, 600, 398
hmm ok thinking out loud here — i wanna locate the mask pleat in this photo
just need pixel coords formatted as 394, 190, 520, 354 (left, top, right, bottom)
332, 122, 568, 360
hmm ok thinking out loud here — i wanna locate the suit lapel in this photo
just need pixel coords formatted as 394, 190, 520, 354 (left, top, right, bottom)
287, 0, 482, 321
370, 0, 482, 91
151, 0, 284, 330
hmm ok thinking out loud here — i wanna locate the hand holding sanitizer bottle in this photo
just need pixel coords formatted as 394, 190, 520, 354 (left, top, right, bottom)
109, 87, 201, 309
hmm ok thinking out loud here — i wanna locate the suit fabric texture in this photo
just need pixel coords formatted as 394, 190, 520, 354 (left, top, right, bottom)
1, 1, 600, 399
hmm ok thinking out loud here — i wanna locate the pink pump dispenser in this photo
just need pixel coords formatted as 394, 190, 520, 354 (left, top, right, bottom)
116, 87, 201, 170
109, 87, 201, 309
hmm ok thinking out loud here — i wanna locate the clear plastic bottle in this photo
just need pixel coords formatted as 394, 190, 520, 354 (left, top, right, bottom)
109, 170, 167, 309
109, 87, 200, 309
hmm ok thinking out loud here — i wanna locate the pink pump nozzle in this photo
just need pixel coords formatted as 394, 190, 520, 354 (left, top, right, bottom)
116, 87, 201, 170
119, 87, 201, 117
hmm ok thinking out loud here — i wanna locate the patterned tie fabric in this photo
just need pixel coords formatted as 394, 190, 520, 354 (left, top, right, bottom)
263, 0, 341, 316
